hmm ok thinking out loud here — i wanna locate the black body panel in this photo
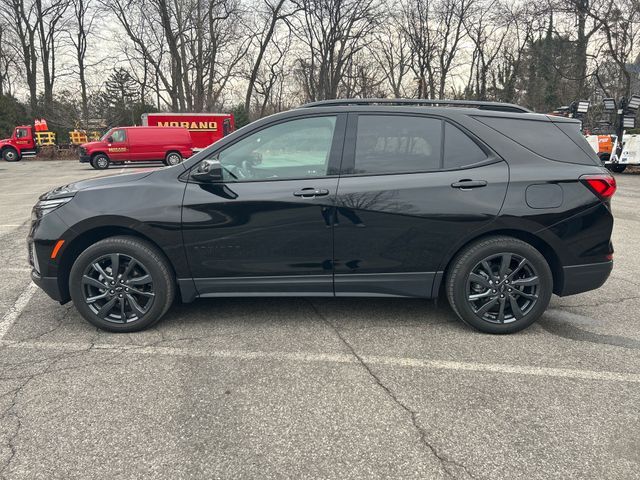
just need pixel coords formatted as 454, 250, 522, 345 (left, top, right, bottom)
28, 104, 614, 305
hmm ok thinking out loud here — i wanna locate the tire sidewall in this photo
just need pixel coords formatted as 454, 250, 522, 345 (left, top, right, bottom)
165, 152, 182, 166
3, 148, 19, 162
93, 154, 109, 170
69, 237, 174, 332
448, 238, 553, 334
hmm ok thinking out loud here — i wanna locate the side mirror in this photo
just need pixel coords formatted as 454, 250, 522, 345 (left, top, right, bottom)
106, 136, 113, 143
192, 159, 223, 183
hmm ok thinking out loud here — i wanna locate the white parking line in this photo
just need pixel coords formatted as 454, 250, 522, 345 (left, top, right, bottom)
0, 282, 37, 340
1, 338, 639, 384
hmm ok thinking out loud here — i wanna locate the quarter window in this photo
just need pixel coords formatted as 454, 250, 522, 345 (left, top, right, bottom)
444, 122, 487, 168
216, 116, 337, 181
352, 115, 442, 174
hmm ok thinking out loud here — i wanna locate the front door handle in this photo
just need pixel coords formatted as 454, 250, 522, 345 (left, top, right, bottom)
293, 187, 330, 198
451, 179, 488, 189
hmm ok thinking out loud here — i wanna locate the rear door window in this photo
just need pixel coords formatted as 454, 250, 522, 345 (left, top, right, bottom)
350, 115, 442, 174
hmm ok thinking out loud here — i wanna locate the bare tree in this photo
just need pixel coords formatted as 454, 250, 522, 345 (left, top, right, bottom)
244, 0, 295, 113
70, 0, 97, 125
35, 0, 69, 113
369, 20, 411, 98
289, 0, 379, 101
586, 0, 640, 97
0, 0, 38, 111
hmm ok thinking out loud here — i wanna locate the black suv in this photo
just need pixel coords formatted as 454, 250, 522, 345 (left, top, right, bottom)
28, 99, 615, 333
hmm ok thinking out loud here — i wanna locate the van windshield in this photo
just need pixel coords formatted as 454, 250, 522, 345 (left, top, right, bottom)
100, 129, 113, 142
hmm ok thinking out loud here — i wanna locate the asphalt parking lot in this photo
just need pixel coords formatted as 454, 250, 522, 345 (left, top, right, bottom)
1, 160, 639, 479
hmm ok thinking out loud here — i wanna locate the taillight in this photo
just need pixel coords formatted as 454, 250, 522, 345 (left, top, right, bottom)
580, 174, 617, 200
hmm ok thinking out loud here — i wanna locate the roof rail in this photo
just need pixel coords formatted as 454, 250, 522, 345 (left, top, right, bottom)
300, 98, 530, 113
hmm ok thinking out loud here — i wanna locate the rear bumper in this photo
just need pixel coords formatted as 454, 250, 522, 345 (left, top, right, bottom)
31, 269, 64, 302
557, 261, 613, 296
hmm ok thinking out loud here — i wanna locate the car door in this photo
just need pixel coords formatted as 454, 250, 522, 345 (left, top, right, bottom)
333, 113, 509, 297
182, 113, 346, 296
107, 128, 129, 161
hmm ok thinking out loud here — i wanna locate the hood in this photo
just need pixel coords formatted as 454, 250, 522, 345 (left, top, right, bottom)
80, 140, 106, 149
39, 170, 156, 201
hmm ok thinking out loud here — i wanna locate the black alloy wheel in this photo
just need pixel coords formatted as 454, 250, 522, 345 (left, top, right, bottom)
82, 253, 155, 324
446, 236, 552, 334
69, 236, 175, 332
466, 253, 539, 324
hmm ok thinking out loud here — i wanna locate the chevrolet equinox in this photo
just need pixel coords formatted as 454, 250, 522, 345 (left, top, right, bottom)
28, 99, 616, 334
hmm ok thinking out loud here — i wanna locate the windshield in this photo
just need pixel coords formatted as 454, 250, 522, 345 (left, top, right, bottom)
100, 129, 114, 141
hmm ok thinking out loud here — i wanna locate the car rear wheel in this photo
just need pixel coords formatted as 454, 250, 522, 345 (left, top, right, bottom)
446, 236, 552, 334
3, 148, 20, 162
69, 236, 175, 332
164, 151, 183, 166
92, 154, 110, 170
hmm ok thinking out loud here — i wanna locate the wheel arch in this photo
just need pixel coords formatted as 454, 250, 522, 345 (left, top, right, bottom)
436, 229, 563, 298
57, 226, 177, 303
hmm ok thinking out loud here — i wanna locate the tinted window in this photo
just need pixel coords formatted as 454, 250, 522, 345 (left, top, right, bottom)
475, 116, 599, 165
352, 115, 442, 174
217, 116, 336, 181
444, 122, 487, 168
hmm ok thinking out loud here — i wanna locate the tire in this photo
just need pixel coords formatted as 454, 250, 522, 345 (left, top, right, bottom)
164, 151, 183, 166
3, 148, 20, 162
446, 236, 553, 334
92, 154, 110, 170
609, 164, 626, 173
69, 236, 175, 332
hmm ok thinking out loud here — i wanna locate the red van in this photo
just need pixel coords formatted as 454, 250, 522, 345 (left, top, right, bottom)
79, 126, 194, 169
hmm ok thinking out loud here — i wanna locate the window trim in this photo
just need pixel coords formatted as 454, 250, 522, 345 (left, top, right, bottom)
187, 113, 347, 184
339, 112, 500, 178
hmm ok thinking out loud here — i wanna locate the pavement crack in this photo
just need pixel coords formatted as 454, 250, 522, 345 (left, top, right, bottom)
306, 300, 475, 480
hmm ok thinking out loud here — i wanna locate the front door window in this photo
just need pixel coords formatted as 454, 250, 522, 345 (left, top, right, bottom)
216, 116, 337, 181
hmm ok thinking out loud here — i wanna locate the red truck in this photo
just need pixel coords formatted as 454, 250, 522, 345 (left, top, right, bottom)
141, 113, 234, 150
0, 125, 39, 162
79, 126, 193, 169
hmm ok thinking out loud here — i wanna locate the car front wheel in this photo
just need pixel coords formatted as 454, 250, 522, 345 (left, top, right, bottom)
446, 236, 552, 334
92, 154, 110, 170
69, 236, 175, 332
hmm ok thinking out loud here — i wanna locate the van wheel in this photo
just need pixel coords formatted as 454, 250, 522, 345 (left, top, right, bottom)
69, 236, 175, 332
165, 151, 182, 166
446, 236, 552, 334
3, 148, 20, 162
609, 164, 626, 173
92, 154, 110, 170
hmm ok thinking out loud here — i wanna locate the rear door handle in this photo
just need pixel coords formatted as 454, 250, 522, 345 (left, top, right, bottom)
293, 187, 330, 198
451, 179, 488, 189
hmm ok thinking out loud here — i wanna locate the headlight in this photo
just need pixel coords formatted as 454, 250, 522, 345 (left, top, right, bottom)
33, 196, 74, 218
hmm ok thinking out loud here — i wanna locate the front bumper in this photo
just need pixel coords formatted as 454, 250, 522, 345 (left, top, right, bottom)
557, 261, 613, 296
31, 269, 64, 302
79, 154, 91, 163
